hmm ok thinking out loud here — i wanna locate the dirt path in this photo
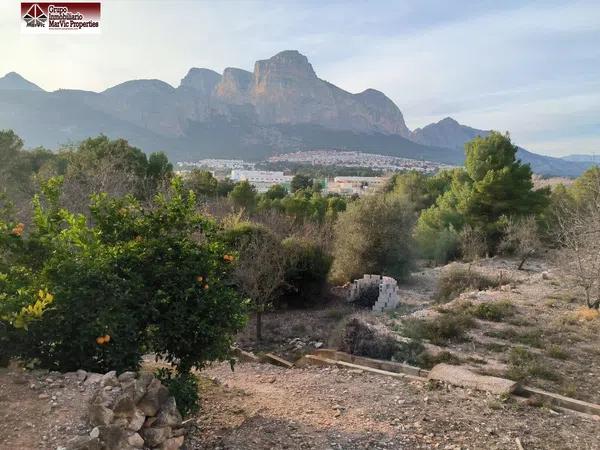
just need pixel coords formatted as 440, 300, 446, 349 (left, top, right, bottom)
0, 367, 92, 450
188, 361, 600, 450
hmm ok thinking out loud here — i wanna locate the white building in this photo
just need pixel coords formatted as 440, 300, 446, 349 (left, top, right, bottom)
230, 170, 293, 193
326, 176, 389, 196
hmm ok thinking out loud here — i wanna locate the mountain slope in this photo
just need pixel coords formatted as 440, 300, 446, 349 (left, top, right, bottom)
0, 72, 44, 91
412, 117, 593, 177
0, 51, 588, 176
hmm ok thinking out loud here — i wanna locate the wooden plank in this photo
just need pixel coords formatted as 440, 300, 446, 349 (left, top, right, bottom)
521, 385, 600, 416
313, 349, 429, 378
260, 352, 294, 369
298, 354, 426, 382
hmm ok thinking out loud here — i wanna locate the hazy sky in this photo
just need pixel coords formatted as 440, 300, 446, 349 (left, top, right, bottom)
1, 0, 599, 156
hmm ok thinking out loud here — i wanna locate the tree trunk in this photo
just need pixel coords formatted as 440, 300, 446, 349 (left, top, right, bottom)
517, 250, 534, 270
256, 311, 262, 342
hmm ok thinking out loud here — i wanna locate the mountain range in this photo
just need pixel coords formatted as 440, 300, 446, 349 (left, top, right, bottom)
0, 50, 594, 177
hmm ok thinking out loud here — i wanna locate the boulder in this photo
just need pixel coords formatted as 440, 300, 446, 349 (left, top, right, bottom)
121, 379, 147, 404
97, 425, 135, 450
127, 408, 146, 432
117, 371, 137, 383
138, 378, 170, 416
428, 364, 519, 395
138, 372, 155, 389
101, 371, 119, 388
159, 436, 185, 450
127, 433, 145, 448
88, 403, 114, 427
90, 388, 115, 408
113, 394, 136, 419
154, 397, 182, 427
76, 369, 88, 382
84, 373, 103, 386
140, 426, 172, 447
66, 435, 101, 450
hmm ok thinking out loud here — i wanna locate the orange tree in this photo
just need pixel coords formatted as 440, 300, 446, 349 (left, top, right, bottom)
0, 177, 247, 377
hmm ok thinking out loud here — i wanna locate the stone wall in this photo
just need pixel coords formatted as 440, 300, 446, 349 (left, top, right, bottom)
66, 370, 185, 450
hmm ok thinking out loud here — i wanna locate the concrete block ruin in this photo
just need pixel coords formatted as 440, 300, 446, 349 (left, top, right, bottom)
348, 274, 401, 312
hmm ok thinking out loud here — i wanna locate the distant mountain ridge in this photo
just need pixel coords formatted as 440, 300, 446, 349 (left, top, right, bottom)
0, 51, 593, 176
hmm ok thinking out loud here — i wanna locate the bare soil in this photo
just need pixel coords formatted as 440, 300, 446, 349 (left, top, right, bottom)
187, 361, 599, 449
0, 366, 93, 450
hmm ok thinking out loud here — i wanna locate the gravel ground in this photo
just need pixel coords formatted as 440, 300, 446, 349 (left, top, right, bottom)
188, 361, 600, 450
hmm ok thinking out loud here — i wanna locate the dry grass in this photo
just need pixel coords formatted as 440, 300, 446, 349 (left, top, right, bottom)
435, 265, 508, 303
573, 307, 600, 321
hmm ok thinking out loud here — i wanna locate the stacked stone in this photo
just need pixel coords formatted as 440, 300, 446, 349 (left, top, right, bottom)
348, 274, 402, 312
372, 276, 401, 312
67, 371, 185, 450
348, 274, 382, 302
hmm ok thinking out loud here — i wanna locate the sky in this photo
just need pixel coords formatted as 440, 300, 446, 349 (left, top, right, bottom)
1, 0, 599, 156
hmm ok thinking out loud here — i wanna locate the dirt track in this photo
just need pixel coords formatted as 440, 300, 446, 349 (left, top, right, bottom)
187, 361, 600, 450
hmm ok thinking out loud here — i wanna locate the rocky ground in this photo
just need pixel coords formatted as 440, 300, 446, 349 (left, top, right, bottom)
0, 367, 93, 449
2, 255, 599, 449
188, 361, 599, 450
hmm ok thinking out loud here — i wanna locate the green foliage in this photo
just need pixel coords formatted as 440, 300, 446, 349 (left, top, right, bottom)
185, 169, 218, 197
391, 169, 455, 212
281, 237, 332, 307
1, 177, 247, 374
546, 344, 568, 360
229, 180, 258, 211
415, 132, 549, 261
290, 174, 313, 193
155, 368, 200, 417
216, 178, 236, 197
470, 300, 515, 321
264, 184, 287, 200
330, 194, 415, 283
146, 152, 173, 183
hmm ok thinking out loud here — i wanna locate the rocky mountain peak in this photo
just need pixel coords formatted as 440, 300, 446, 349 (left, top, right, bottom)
254, 50, 316, 82
0, 72, 44, 91
179, 68, 221, 95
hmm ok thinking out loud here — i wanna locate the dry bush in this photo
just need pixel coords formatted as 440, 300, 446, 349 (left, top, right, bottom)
339, 317, 401, 360
435, 265, 508, 302
572, 307, 600, 321
555, 185, 600, 309
459, 224, 487, 262
232, 232, 287, 342
499, 216, 542, 270
402, 311, 476, 346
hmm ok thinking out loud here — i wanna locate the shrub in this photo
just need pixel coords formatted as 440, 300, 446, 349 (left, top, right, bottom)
0, 178, 247, 375
485, 327, 545, 348
435, 266, 506, 302
339, 317, 400, 360
506, 347, 560, 382
155, 368, 200, 418
337, 317, 432, 367
281, 237, 332, 308
546, 345, 568, 360
402, 311, 475, 346
330, 194, 415, 284
416, 351, 461, 369
470, 300, 515, 322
